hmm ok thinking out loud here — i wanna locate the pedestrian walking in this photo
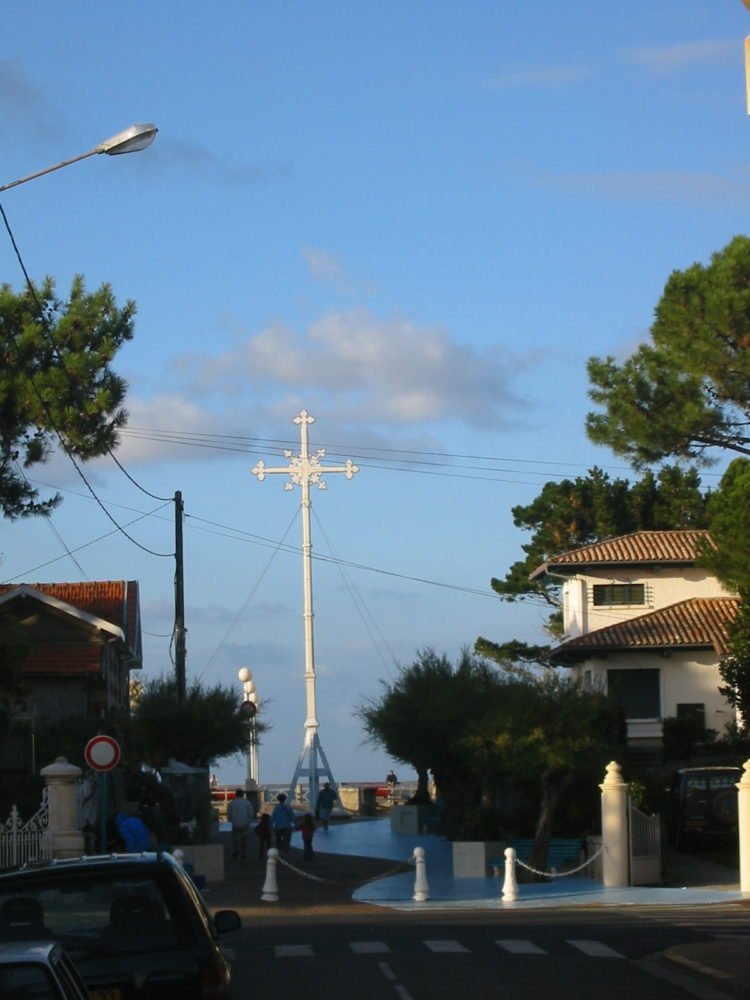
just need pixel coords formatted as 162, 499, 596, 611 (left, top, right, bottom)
227, 789, 254, 860
270, 793, 297, 855
299, 813, 316, 861
315, 782, 338, 831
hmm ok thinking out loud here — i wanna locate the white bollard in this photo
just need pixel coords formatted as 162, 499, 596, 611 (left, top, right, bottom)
261, 847, 279, 902
502, 847, 518, 901
412, 846, 430, 901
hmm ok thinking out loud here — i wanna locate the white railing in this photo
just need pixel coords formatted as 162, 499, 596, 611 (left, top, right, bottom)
0, 788, 51, 870
628, 798, 661, 886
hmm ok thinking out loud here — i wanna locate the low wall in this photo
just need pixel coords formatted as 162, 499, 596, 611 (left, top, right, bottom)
452, 841, 506, 878
390, 804, 433, 835
178, 843, 224, 884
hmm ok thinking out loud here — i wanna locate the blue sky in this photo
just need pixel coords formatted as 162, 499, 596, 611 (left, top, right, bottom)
0, 0, 747, 786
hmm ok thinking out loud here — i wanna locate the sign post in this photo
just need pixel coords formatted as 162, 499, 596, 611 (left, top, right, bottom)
85, 736, 121, 852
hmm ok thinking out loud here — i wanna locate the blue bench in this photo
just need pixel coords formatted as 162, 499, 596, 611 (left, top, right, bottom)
419, 801, 445, 833
487, 838, 583, 875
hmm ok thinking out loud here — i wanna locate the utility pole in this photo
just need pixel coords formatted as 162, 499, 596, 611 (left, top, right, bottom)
174, 490, 187, 705
252, 410, 359, 808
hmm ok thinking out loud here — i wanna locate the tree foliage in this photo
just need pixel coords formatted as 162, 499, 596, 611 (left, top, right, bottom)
127, 677, 251, 769
719, 599, 750, 733
0, 275, 135, 519
483, 465, 708, 642
586, 235, 750, 467
695, 459, 750, 595
358, 649, 624, 859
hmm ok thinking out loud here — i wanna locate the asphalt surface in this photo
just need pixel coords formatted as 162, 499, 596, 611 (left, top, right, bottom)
203, 819, 750, 996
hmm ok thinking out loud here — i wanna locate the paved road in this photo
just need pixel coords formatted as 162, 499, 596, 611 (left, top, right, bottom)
227, 906, 750, 999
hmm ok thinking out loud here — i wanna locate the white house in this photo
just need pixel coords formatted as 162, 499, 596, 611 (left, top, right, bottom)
531, 531, 739, 756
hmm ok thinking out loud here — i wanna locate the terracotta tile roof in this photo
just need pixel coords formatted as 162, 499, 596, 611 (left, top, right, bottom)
0, 581, 140, 655
548, 597, 740, 663
531, 530, 714, 578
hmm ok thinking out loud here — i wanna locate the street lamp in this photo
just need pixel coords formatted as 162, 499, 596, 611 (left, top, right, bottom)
238, 667, 260, 790
0, 123, 158, 193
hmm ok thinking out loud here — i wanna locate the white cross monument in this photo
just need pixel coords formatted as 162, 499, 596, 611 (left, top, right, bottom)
252, 410, 359, 808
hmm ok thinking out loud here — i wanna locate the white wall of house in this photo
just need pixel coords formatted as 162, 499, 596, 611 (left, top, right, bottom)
562, 567, 732, 638
578, 651, 735, 738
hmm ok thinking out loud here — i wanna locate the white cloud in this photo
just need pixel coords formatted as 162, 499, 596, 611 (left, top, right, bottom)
181, 307, 530, 429
484, 63, 594, 90
620, 40, 736, 74
303, 247, 344, 283
499, 159, 750, 206
483, 38, 736, 93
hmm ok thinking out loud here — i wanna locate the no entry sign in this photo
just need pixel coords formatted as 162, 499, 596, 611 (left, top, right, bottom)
85, 735, 121, 772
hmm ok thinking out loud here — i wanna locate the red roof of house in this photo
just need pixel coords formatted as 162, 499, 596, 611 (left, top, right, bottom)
0, 581, 142, 660
531, 530, 714, 578
548, 596, 739, 664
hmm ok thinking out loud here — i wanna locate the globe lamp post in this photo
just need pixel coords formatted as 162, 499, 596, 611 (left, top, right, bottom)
238, 667, 260, 790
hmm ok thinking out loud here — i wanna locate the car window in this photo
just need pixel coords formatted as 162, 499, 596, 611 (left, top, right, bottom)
708, 774, 738, 790
0, 870, 193, 959
0, 961, 62, 999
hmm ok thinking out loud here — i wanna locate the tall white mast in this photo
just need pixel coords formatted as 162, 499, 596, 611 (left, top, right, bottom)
252, 410, 359, 806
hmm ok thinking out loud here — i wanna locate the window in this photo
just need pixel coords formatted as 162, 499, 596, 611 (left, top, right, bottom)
593, 583, 645, 606
607, 668, 660, 719
677, 703, 705, 722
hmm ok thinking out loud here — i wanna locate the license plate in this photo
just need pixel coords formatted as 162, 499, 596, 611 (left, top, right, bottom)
91, 990, 121, 1000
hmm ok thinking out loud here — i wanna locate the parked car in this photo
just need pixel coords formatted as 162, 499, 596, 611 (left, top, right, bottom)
665, 766, 741, 849
0, 940, 91, 998
0, 853, 241, 1000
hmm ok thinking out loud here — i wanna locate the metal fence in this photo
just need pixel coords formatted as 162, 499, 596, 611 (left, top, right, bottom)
0, 788, 51, 870
628, 798, 661, 885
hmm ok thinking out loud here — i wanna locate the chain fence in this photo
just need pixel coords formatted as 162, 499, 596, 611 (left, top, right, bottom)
512, 843, 604, 880
275, 851, 411, 887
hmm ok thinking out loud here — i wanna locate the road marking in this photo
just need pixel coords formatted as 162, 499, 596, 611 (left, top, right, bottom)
379, 962, 396, 980
424, 939, 470, 953
394, 987, 414, 1000
496, 939, 548, 954
567, 939, 624, 958
351, 941, 391, 954
274, 944, 314, 957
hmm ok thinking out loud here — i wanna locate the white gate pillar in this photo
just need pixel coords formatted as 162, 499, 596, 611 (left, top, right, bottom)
40, 756, 85, 859
736, 759, 750, 892
600, 760, 629, 888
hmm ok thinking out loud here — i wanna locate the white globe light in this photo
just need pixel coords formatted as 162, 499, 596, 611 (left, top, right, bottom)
238, 667, 252, 683
248, 692, 259, 705
243, 681, 256, 695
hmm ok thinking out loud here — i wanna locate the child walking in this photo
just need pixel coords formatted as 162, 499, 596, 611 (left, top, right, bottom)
299, 812, 316, 861
254, 813, 271, 860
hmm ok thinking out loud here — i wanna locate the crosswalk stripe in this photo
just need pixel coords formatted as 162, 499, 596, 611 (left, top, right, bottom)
496, 939, 547, 955
274, 944, 315, 957
424, 939, 471, 953
567, 939, 624, 958
350, 941, 391, 954
267, 937, 631, 959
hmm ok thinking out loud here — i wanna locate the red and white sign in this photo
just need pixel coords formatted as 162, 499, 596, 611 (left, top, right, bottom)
84, 735, 121, 772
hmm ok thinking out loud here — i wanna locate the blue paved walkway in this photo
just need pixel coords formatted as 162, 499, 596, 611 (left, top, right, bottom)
301, 818, 745, 910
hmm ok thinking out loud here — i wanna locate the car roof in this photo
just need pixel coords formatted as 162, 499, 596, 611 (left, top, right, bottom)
0, 940, 60, 962
676, 766, 742, 773
0, 851, 178, 883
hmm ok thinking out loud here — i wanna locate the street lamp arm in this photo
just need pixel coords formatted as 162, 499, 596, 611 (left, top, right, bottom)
0, 123, 158, 193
